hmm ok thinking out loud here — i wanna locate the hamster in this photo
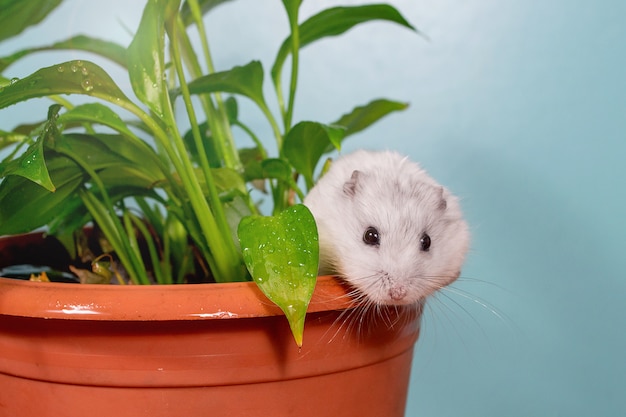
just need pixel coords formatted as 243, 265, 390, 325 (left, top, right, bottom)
303, 150, 469, 306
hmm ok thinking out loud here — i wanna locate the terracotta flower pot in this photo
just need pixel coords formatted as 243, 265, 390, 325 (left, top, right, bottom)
0, 232, 420, 417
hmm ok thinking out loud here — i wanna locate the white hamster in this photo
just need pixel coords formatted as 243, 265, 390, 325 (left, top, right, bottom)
304, 150, 469, 306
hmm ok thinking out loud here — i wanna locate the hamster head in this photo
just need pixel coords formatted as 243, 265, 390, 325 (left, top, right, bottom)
304, 150, 470, 306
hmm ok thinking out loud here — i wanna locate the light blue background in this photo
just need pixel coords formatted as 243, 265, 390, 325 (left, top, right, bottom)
2, 1, 625, 415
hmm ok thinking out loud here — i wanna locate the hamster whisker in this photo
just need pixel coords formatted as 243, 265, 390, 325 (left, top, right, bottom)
430, 290, 489, 340
438, 283, 513, 327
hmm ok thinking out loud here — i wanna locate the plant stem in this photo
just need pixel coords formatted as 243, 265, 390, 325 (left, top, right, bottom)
89, 90, 221, 277
166, 20, 246, 283
180, 5, 242, 171
57, 146, 150, 285
284, 7, 300, 133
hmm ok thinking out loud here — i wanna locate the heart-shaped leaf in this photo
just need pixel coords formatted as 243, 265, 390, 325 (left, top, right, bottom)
237, 204, 319, 347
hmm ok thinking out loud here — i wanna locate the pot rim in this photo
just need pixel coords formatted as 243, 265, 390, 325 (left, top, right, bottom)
0, 275, 354, 321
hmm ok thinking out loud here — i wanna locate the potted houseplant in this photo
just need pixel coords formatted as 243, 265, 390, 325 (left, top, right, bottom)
0, 0, 421, 415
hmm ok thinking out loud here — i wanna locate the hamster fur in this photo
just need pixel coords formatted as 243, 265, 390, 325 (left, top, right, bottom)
303, 150, 470, 306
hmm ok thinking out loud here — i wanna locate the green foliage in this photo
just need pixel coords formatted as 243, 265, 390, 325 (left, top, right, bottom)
0, 0, 62, 42
0, 0, 415, 344
238, 204, 318, 347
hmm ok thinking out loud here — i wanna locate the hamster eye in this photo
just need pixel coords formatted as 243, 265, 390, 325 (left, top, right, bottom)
420, 233, 431, 252
363, 227, 380, 246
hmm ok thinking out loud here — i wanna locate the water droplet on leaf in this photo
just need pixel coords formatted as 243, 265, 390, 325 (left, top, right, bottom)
81, 79, 94, 92
57, 66, 65, 73
10, 77, 19, 85
81, 66, 89, 76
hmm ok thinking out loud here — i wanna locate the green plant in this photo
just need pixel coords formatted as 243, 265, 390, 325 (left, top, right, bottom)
0, 0, 414, 344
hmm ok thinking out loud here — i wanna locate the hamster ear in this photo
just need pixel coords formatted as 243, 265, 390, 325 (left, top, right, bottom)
343, 170, 362, 198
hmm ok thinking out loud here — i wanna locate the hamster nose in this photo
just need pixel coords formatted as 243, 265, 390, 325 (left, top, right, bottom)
389, 286, 407, 301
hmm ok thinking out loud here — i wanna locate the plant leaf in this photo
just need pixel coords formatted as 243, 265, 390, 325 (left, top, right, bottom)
0, 154, 83, 235
261, 158, 292, 182
180, 0, 235, 26
333, 98, 409, 137
0, 35, 127, 72
0, 105, 62, 192
58, 103, 135, 138
238, 204, 319, 347
0, 139, 55, 191
224, 96, 238, 123
283, 121, 346, 190
271, 4, 416, 86
0, 0, 63, 42
0, 60, 133, 110
127, 0, 170, 117
186, 61, 267, 109
51, 133, 164, 188
183, 121, 222, 167
0, 130, 27, 150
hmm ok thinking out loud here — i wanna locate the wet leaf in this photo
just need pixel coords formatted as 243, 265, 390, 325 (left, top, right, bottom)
0, 60, 132, 110
238, 204, 319, 347
0, 105, 61, 192
0, 139, 54, 191
127, 0, 172, 117
0, 154, 84, 235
